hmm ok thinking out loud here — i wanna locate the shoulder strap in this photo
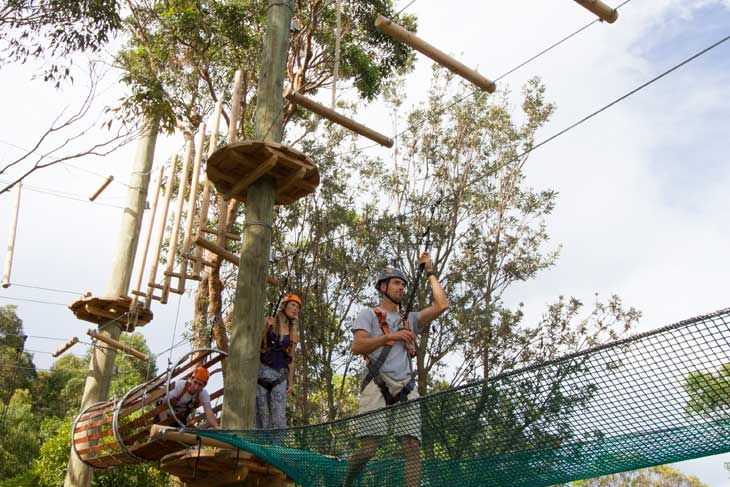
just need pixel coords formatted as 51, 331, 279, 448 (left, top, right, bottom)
360, 308, 394, 392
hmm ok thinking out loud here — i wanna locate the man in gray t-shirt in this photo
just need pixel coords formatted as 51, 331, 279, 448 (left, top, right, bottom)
344, 252, 449, 487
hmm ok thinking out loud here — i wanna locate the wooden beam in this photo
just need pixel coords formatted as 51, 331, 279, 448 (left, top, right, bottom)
194, 100, 223, 276
276, 166, 307, 196
130, 290, 162, 301
194, 237, 239, 265
228, 70, 244, 144
573, 0, 618, 23
131, 166, 163, 308
150, 425, 242, 451
191, 239, 279, 286
2, 182, 21, 288
226, 153, 279, 199
146, 158, 177, 307
162, 138, 194, 302
52, 336, 79, 357
374, 15, 495, 93
201, 228, 241, 241
88, 175, 114, 201
286, 92, 394, 147
178, 123, 207, 292
164, 271, 202, 281
87, 329, 149, 362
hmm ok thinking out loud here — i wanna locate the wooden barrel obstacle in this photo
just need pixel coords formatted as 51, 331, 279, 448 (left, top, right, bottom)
71, 349, 226, 469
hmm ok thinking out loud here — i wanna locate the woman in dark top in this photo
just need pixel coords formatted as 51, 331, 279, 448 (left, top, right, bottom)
255, 293, 301, 430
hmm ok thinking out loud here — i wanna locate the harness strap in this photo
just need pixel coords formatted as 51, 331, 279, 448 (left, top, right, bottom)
257, 375, 287, 392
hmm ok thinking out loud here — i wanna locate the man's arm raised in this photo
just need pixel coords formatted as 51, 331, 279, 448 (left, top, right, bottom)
416, 252, 449, 327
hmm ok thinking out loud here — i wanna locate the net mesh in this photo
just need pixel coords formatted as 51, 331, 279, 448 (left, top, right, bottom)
194, 308, 730, 486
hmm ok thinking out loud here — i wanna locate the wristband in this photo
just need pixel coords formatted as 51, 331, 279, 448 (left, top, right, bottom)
426, 271, 436, 278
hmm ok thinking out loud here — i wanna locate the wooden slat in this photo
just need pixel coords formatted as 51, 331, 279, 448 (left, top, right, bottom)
276, 166, 307, 196
207, 165, 237, 184
226, 153, 279, 199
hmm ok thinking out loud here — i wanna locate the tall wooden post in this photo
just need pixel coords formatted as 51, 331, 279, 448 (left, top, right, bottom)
221, 0, 292, 429
63, 115, 159, 487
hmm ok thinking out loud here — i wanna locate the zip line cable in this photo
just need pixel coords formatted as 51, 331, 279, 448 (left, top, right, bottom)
0, 296, 67, 306
10, 283, 83, 296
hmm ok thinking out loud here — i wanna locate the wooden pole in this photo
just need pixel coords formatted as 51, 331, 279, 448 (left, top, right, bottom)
52, 336, 79, 358
149, 425, 237, 450
146, 158, 177, 308
162, 138, 194, 302
178, 123, 207, 290
64, 115, 158, 487
131, 166, 163, 307
88, 176, 114, 202
286, 92, 394, 147
573, 0, 618, 23
374, 15, 496, 93
194, 100, 223, 276
2, 182, 22, 288
228, 70, 244, 144
87, 329, 150, 362
222, 0, 292, 430
195, 236, 240, 266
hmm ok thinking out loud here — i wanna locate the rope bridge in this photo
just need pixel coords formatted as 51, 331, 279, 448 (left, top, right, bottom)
195, 308, 730, 486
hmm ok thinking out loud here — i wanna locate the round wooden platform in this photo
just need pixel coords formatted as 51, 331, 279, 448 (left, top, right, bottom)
68, 294, 153, 330
207, 140, 319, 205
159, 447, 288, 487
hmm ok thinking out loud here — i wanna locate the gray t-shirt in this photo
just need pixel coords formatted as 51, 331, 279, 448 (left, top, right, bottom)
352, 308, 419, 381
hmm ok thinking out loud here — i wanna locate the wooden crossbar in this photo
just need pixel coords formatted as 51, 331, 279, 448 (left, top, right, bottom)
574, 0, 618, 23
286, 92, 394, 147
194, 237, 240, 266
150, 425, 240, 451
2, 182, 21, 288
375, 15, 496, 93
201, 228, 241, 241
87, 329, 149, 362
226, 153, 279, 199
89, 175, 114, 201
52, 336, 79, 357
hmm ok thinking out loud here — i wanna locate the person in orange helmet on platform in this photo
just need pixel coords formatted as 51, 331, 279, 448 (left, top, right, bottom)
256, 293, 301, 430
161, 366, 219, 428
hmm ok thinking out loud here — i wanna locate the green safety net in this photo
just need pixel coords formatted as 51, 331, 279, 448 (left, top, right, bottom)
194, 308, 730, 486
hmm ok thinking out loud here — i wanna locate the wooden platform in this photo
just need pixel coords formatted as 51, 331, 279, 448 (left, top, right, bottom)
206, 140, 319, 205
160, 447, 288, 487
68, 295, 153, 330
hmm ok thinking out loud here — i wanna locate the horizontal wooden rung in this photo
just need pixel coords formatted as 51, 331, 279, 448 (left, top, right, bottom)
164, 271, 202, 281
374, 15, 495, 93
573, 0, 618, 23
201, 228, 241, 241
130, 290, 162, 301
87, 329, 150, 362
286, 92, 394, 148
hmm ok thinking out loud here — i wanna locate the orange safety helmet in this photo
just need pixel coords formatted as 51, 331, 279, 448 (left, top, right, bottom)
191, 366, 209, 384
282, 293, 302, 307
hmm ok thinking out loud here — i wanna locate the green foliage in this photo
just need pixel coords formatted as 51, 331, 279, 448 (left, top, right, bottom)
117, 0, 415, 131
570, 465, 709, 487
0, 0, 122, 85
0, 390, 42, 480
0, 305, 35, 403
684, 361, 730, 414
